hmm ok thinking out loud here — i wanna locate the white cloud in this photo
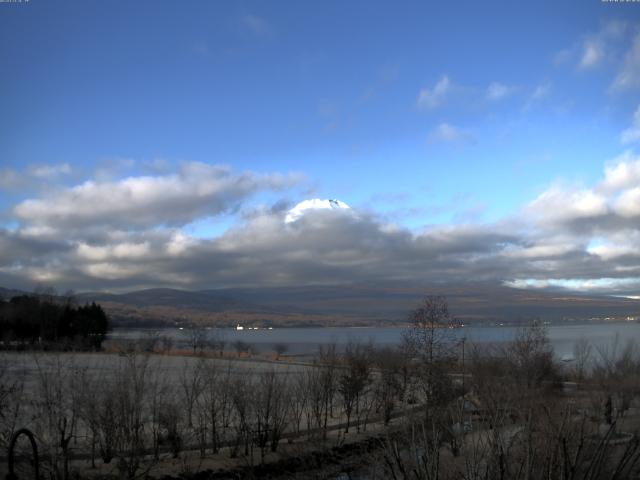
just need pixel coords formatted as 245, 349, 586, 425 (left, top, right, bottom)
417, 75, 451, 109
10, 152, 640, 294
613, 187, 640, 217
612, 32, 640, 90
83, 262, 144, 280
589, 242, 635, 261
557, 20, 628, 74
532, 82, 551, 100
0, 168, 22, 191
523, 82, 551, 111
506, 277, 639, 293
486, 82, 517, 101
601, 151, 640, 192
583, 21, 627, 71
76, 241, 151, 261
527, 186, 608, 223
166, 231, 198, 256
621, 105, 640, 144
0, 163, 73, 191
427, 122, 474, 144
28, 163, 72, 179
554, 49, 572, 65
241, 14, 272, 37
504, 242, 576, 260
19, 225, 59, 238
527, 152, 640, 229
587, 231, 640, 261
14, 162, 302, 230
579, 40, 604, 69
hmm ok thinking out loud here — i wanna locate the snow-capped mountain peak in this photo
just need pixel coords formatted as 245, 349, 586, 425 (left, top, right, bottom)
285, 198, 350, 223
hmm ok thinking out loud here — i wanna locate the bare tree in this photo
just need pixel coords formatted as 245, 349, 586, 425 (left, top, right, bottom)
373, 347, 407, 425
186, 327, 207, 355
306, 367, 325, 439
230, 373, 253, 459
289, 371, 309, 436
314, 344, 338, 441
274, 343, 288, 360
380, 333, 640, 480
381, 420, 442, 480
338, 342, 371, 433
403, 295, 458, 364
32, 354, 81, 480
111, 353, 156, 480
158, 334, 174, 354
179, 359, 203, 429
77, 366, 102, 468
506, 320, 557, 389
251, 369, 290, 462
138, 331, 159, 353
158, 400, 183, 458
146, 360, 169, 461
92, 381, 119, 464
403, 296, 458, 411
207, 329, 227, 357
573, 336, 592, 381
233, 340, 250, 357
592, 336, 640, 422
0, 353, 24, 449
198, 360, 233, 454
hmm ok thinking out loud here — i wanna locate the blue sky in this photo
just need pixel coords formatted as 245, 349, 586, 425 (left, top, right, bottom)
2, 1, 640, 293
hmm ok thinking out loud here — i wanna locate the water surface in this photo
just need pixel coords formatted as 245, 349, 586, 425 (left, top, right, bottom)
108, 321, 640, 359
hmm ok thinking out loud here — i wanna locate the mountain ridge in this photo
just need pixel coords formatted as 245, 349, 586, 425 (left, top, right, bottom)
3, 284, 639, 328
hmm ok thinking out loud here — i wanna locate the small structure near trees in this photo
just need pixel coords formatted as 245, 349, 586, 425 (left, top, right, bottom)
6, 428, 39, 480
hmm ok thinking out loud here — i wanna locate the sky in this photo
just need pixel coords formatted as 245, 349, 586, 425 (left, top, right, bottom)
2, 0, 640, 294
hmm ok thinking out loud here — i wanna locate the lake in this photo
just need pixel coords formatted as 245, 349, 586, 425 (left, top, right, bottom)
108, 321, 640, 359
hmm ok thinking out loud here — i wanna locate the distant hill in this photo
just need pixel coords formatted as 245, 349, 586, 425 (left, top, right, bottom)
67, 283, 640, 328
77, 287, 350, 328
3, 283, 638, 328
81, 288, 260, 312
0, 287, 29, 300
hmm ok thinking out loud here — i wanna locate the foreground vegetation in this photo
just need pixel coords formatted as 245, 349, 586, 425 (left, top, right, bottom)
1, 296, 640, 480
